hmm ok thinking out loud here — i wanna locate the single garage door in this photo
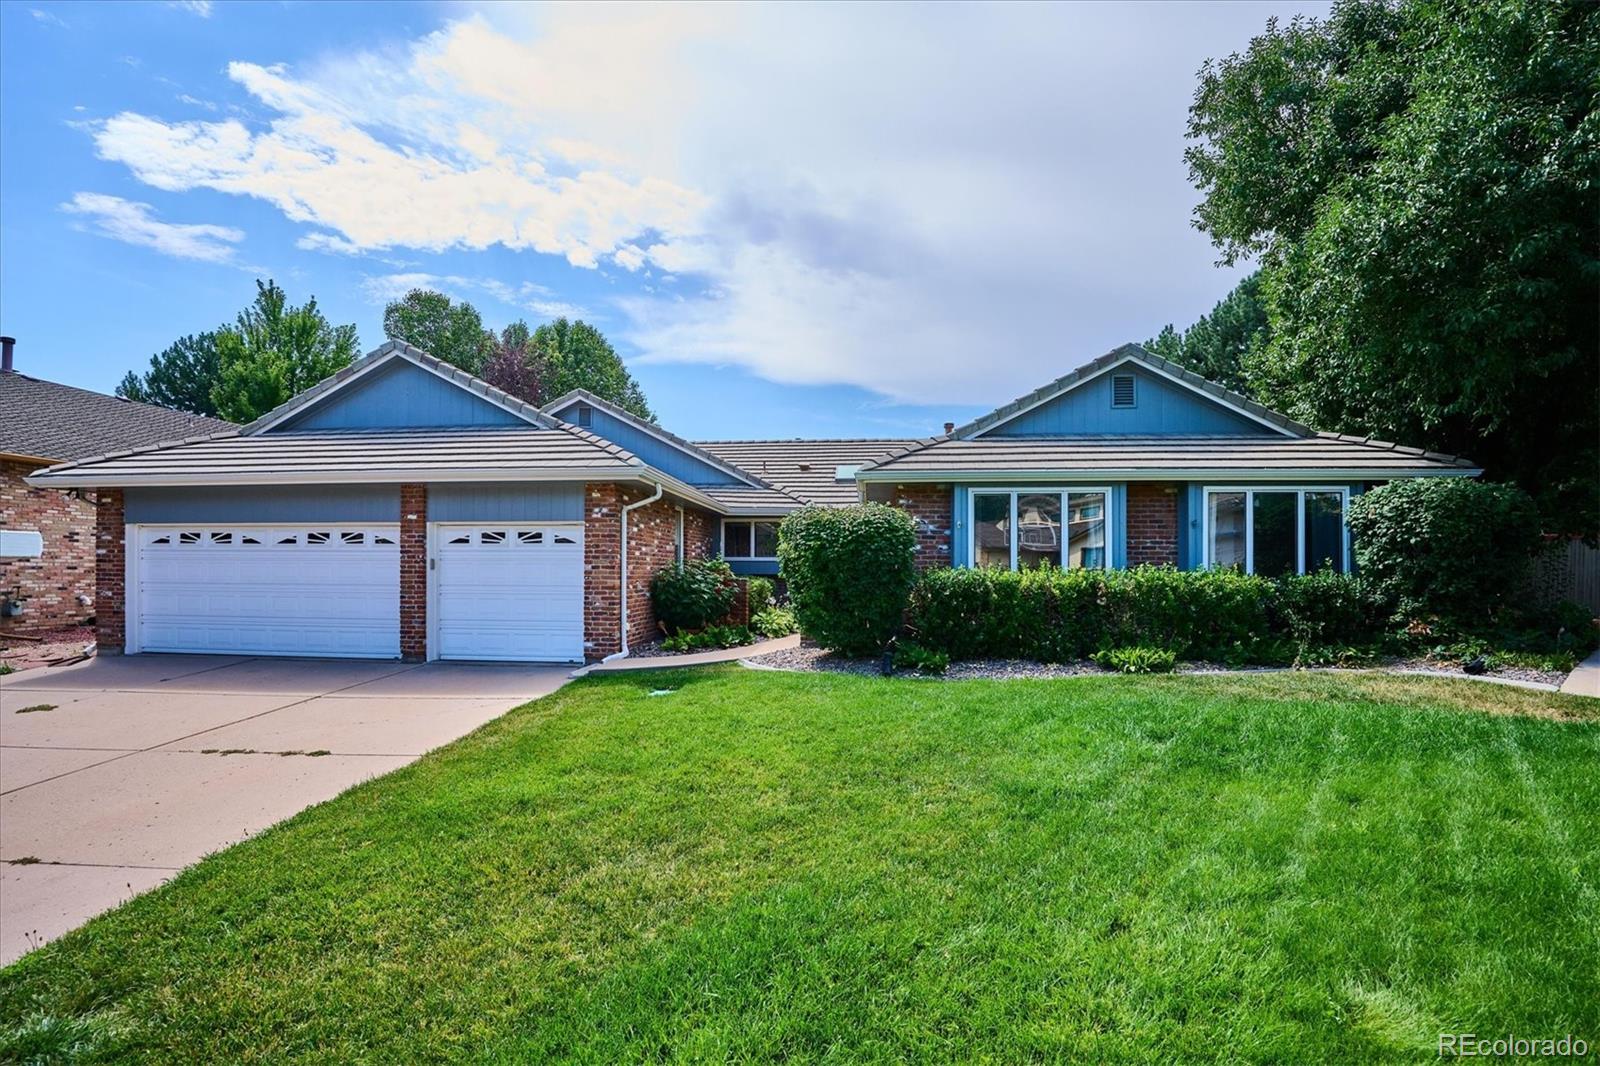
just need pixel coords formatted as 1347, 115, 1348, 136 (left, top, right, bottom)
133, 525, 400, 658
435, 524, 584, 662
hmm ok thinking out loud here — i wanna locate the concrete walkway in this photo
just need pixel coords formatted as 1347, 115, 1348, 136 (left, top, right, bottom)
579, 633, 801, 673
0, 654, 570, 964
1561, 647, 1600, 698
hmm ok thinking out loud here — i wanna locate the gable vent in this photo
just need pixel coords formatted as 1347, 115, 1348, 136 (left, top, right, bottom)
1111, 374, 1136, 408
574, 403, 592, 427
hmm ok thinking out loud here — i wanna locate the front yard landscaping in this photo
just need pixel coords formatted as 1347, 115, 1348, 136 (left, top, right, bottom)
3, 669, 1597, 1062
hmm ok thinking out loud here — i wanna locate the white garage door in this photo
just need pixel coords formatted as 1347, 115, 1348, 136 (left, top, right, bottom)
133, 526, 400, 658
435, 524, 584, 662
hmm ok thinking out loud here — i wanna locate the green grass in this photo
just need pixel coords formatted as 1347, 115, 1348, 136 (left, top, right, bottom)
2, 669, 1597, 1063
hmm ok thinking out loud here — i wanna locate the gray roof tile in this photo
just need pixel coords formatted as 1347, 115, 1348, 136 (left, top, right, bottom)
696, 439, 915, 506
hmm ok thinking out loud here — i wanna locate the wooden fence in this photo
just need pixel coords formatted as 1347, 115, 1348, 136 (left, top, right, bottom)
1523, 536, 1600, 614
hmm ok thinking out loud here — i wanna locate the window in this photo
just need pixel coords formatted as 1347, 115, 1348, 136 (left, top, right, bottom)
1204, 488, 1348, 574
970, 489, 1110, 571
1111, 373, 1136, 408
835, 464, 861, 482
723, 520, 781, 559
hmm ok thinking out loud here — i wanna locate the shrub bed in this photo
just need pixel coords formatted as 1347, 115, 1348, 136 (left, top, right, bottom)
649, 558, 739, 635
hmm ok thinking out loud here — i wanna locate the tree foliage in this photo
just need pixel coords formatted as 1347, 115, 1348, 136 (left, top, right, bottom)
535, 318, 654, 421
116, 331, 223, 416
479, 322, 545, 405
382, 289, 494, 374
1145, 271, 1269, 394
1186, 0, 1599, 532
210, 280, 360, 423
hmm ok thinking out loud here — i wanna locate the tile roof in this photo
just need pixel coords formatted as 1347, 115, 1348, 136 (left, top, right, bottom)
856, 434, 1479, 478
27, 426, 641, 486
0, 371, 233, 463
695, 484, 808, 513
695, 439, 914, 506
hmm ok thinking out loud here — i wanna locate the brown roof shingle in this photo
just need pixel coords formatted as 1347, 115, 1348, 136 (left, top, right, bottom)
0, 372, 233, 463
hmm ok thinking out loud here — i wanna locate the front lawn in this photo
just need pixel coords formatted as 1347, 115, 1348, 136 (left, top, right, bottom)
3, 670, 1597, 1062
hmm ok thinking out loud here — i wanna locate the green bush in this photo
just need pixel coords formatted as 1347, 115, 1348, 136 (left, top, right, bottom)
1269, 568, 1383, 648
649, 558, 739, 635
750, 606, 798, 639
746, 576, 776, 611
1347, 479, 1542, 624
778, 504, 917, 657
1094, 646, 1176, 674
892, 640, 950, 675
660, 624, 752, 653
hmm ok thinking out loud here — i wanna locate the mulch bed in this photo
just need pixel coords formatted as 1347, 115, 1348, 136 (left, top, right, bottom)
744, 643, 1569, 689
0, 626, 97, 673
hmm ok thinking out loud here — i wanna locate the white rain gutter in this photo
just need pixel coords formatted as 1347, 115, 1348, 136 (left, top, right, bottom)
616, 480, 665, 658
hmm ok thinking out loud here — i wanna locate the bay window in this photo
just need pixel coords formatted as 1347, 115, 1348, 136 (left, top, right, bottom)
970, 489, 1109, 571
723, 519, 780, 559
1204, 487, 1348, 575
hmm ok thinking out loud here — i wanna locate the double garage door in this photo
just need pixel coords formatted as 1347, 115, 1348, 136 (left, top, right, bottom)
131, 524, 583, 661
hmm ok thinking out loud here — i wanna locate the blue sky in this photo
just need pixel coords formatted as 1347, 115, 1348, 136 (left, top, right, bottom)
0, 1, 1320, 440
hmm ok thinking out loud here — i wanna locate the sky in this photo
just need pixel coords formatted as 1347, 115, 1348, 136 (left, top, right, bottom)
0, 0, 1323, 440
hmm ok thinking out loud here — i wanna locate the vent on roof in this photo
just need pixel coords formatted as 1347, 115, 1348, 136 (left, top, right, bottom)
574, 403, 592, 427
1111, 374, 1136, 409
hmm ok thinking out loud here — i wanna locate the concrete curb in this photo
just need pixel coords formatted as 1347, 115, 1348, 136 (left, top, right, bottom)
571, 633, 802, 676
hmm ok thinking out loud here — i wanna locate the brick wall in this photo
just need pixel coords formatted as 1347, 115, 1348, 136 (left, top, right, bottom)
1127, 481, 1179, 567
583, 485, 713, 659
0, 461, 97, 634
880, 483, 953, 570
399, 484, 427, 661
683, 507, 718, 562
94, 489, 126, 653
583, 483, 624, 659
623, 491, 681, 649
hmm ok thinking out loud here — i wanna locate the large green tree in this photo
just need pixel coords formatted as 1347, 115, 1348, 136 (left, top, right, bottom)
1145, 272, 1269, 395
382, 289, 494, 374
1186, 0, 1599, 533
116, 331, 223, 416
535, 318, 654, 421
210, 280, 360, 423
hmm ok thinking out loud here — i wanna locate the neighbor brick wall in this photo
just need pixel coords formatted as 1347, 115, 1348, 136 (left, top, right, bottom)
399, 484, 427, 661
1127, 481, 1179, 567
93, 489, 125, 653
0, 460, 96, 634
875, 483, 953, 570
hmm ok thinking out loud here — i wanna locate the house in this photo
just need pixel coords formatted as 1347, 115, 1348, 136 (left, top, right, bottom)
0, 338, 231, 635
24, 340, 1477, 663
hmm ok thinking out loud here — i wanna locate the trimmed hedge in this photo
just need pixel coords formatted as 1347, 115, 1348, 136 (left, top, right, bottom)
908, 565, 1381, 664
778, 504, 917, 656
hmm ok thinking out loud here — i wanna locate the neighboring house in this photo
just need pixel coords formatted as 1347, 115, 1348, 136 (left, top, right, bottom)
25, 340, 1477, 664
0, 338, 231, 635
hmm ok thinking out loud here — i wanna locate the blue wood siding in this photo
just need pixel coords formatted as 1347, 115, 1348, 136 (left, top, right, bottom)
558, 406, 743, 486
125, 485, 399, 523
279, 361, 525, 431
728, 558, 781, 576
428, 482, 583, 522
979, 365, 1274, 437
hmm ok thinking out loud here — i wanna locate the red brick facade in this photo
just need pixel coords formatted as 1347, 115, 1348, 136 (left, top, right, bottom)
582, 484, 719, 659
1126, 481, 1180, 567
873, 483, 953, 570
399, 484, 427, 661
0, 461, 97, 635
93, 489, 126, 653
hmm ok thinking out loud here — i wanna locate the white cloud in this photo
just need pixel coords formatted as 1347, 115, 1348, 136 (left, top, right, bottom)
360, 272, 590, 322
29, 8, 67, 27
166, 0, 212, 16
60, 192, 244, 264
87, 3, 1320, 405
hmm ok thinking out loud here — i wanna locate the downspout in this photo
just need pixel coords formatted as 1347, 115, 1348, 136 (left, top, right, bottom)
611, 480, 665, 659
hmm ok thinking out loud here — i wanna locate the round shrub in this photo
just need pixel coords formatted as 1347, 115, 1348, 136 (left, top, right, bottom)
778, 504, 917, 656
1347, 479, 1542, 623
649, 558, 738, 635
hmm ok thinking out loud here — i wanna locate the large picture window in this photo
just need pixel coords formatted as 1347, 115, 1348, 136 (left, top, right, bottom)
1204, 487, 1348, 575
723, 519, 780, 559
970, 489, 1109, 571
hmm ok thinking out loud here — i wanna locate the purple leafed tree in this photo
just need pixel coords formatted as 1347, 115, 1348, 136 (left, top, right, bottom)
480, 339, 544, 405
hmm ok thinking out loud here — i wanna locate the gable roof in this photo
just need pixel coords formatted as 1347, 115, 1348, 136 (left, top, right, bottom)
0, 371, 232, 464
543, 388, 782, 492
952, 343, 1311, 440
696, 439, 914, 506
245, 340, 562, 434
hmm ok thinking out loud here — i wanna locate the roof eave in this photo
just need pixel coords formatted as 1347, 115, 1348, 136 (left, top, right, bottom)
854, 466, 1482, 483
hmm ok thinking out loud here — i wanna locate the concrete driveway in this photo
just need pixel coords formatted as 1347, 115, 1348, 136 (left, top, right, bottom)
0, 654, 570, 965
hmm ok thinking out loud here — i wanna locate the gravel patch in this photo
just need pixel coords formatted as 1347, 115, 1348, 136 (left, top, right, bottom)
743, 644, 1568, 689
629, 637, 757, 660
1, 626, 96, 673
